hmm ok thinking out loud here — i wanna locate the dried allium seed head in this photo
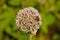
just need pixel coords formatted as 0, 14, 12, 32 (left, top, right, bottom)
16, 7, 42, 35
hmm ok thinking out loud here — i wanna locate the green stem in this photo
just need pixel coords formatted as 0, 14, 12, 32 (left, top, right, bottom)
29, 34, 33, 40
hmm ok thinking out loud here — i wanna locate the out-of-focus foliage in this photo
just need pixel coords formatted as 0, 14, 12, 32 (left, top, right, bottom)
0, 0, 60, 40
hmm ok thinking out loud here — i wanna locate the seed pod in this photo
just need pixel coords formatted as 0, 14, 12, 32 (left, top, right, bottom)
16, 7, 42, 35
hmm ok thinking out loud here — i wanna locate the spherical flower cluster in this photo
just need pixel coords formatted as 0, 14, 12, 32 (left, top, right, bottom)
16, 7, 42, 35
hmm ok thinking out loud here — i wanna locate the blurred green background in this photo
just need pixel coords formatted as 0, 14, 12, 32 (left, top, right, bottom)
0, 0, 60, 40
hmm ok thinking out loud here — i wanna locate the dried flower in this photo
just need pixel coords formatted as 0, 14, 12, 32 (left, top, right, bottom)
16, 7, 42, 35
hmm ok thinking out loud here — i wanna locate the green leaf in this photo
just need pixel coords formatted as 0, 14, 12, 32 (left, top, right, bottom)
41, 13, 55, 33
7, 0, 22, 6
21, 0, 38, 7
